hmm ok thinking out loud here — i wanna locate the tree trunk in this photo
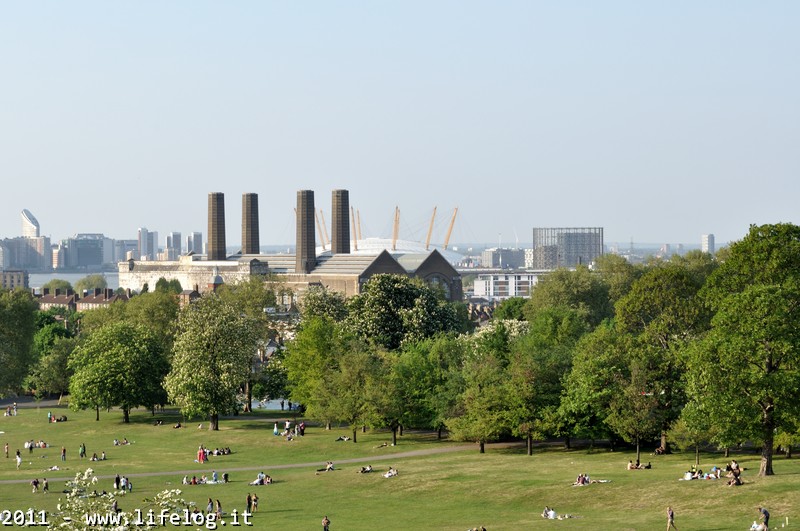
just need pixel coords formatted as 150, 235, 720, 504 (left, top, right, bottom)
661, 431, 668, 454
479, 440, 485, 454
437, 426, 442, 440
58, 392, 63, 406
151, 406, 155, 416
635, 437, 641, 465
527, 433, 533, 456
210, 413, 219, 431
695, 444, 700, 466
352, 428, 357, 443
786, 445, 792, 459
243, 380, 252, 413
759, 405, 775, 476
96, 406, 100, 421
362, 425, 366, 433
564, 436, 571, 450
392, 425, 398, 446
399, 425, 404, 436
326, 421, 331, 430
123, 407, 130, 424
724, 447, 730, 458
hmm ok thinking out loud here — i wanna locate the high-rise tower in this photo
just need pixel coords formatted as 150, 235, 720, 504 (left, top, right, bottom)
21, 209, 40, 238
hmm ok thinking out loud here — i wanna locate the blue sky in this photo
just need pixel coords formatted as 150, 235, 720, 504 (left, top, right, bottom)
1, 2, 798, 249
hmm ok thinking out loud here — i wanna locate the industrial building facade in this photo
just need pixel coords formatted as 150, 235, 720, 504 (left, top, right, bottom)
119, 189, 463, 303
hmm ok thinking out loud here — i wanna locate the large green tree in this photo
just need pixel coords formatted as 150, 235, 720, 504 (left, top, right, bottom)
300, 285, 348, 322
686, 285, 800, 476
447, 323, 512, 453
0, 289, 39, 394
346, 274, 461, 350
692, 223, 800, 476
524, 266, 612, 329
165, 295, 259, 430
68, 322, 168, 422
74, 274, 108, 295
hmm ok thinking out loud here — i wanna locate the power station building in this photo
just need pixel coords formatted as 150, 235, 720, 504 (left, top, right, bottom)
118, 189, 463, 302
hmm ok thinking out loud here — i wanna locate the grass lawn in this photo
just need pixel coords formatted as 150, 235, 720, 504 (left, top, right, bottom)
1, 404, 798, 530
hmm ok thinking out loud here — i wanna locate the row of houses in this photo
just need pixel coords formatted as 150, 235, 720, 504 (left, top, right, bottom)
37, 288, 130, 313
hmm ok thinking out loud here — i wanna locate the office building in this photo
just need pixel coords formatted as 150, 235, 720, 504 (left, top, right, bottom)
702, 234, 715, 254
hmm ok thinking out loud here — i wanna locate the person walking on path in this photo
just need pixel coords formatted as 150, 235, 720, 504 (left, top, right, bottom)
4, 442, 7, 458
322, 515, 331, 531
667, 506, 678, 530
42, 478, 49, 493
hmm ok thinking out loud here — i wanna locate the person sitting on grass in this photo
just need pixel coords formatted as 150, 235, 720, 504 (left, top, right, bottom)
359, 465, 373, 474
382, 467, 398, 478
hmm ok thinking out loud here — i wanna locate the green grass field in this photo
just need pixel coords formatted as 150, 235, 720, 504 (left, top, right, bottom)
1, 404, 797, 530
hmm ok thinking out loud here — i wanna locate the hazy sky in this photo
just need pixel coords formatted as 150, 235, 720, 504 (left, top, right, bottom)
2, 2, 798, 250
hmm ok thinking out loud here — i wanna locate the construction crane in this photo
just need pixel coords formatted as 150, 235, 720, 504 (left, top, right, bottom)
425, 206, 437, 251
443, 207, 458, 250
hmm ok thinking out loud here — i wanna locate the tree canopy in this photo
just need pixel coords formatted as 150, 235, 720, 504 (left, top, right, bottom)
164, 295, 259, 430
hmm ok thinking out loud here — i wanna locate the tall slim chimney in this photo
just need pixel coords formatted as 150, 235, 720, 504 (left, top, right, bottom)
295, 190, 316, 274
331, 189, 350, 255
242, 193, 260, 254
207, 192, 227, 261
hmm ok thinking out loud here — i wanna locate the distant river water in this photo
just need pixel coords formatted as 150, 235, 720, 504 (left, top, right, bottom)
28, 272, 120, 291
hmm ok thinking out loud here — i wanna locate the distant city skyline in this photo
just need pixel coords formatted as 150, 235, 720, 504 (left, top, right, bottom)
2, 3, 797, 247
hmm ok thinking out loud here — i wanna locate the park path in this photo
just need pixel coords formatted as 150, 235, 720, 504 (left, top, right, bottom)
0, 441, 524, 486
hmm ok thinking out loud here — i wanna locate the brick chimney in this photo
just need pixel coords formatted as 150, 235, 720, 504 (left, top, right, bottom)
207, 192, 227, 261
242, 193, 260, 255
295, 190, 316, 274
331, 189, 350, 255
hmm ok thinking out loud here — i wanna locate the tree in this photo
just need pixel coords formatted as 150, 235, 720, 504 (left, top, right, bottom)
593, 253, 641, 305
154, 277, 183, 294
284, 317, 342, 425
615, 264, 710, 451
693, 223, 800, 476
165, 295, 259, 430
26, 336, 76, 402
319, 340, 382, 442
493, 297, 527, 321
0, 289, 39, 394
447, 323, 512, 453
686, 285, 800, 476
605, 351, 663, 464
523, 266, 612, 329
68, 322, 168, 422
74, 274, 108, 295
346, 274, 461, 350
559, 324, 631, 445
300, 285, 348, 321
504, 307, 583, 453
217, 276, 280, 411
42, 279, 73, 293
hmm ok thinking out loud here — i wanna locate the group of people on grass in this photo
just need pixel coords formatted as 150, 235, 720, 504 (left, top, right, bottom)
249, 471, 272, 485
626, 460, 651, 470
